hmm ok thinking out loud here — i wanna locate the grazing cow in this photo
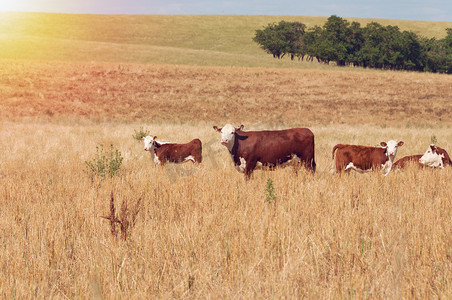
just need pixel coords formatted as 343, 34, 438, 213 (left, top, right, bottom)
213, 124, 316, 178
392, 155, 423, 169
419, 144, 452, 168
142, 136, 202, 165
332, 140, 404, 175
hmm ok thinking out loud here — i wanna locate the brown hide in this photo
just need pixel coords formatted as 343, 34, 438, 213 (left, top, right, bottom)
436, 147, 452, 166
332, 144, 388, 172
393, 155, 423, 169
154, 139, 202, 165
229, 128, 315, 177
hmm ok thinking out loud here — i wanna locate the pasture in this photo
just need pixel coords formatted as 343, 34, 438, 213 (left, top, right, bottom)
1, 12, 452, 299
1, 60, 452, 298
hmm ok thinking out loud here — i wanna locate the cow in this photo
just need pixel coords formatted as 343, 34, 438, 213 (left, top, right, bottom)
392, 155, 423, 169
141, 135, 202, 165
419, 144, 452, 168
213, 124, 316, 178
332, 140, 404, 175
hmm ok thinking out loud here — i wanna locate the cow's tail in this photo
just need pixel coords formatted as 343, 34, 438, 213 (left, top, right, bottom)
310, 136, 316, 174
311, 157, 316, 173
332, 144, 344, 160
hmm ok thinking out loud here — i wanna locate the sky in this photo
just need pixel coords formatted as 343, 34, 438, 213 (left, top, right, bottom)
1, 0, 451, 22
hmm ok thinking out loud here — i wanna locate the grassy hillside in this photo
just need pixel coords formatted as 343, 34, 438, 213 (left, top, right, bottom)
1, 60, 451, 125
0, 12, 451, 67
1, 12, 452, 299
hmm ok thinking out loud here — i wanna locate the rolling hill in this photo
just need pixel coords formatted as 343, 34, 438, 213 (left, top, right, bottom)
1, 12, 451, 67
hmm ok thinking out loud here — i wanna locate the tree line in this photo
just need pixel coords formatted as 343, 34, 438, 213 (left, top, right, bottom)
253, 16, 452, 73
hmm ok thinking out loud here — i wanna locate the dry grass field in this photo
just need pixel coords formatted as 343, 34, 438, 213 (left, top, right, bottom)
1, 60, 452, 125
1, 11, 452, 299
1, 59, 452, 298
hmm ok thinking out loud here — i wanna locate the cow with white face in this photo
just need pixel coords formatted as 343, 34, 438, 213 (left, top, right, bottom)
419, 144, 452, 168
213, 123, 316, 178
217, 124, 244, 151
332, 140, 404, 176
141, 135, 202, 165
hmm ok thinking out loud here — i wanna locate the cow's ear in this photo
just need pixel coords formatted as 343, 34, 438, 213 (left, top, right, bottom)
141, 136, 145, 140
237, 124, 244, 131
397, 141, 404, 147
380, 142, 387, 147
213, 126, 221, 132
153, 136, 157, 140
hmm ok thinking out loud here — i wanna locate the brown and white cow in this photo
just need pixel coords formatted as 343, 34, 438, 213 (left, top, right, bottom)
419, 144, 452, 168
392, 154, 423, 169
142, 136, 202, 165
213, 124, 316, 178
332, 140, 404, 175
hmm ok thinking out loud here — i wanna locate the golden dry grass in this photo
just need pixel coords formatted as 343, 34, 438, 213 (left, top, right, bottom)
1, 60, 452, 126
1, 59, 452, 298
0, 121, 451, 298
2, 11, 452, 298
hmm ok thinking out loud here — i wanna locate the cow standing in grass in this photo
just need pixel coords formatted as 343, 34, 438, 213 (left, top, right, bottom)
332, 140, 404, 175
213, 124, 316, 179
142, 136, 202, 165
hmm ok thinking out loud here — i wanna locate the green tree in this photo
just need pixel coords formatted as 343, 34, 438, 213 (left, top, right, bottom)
253, 21, 306, 59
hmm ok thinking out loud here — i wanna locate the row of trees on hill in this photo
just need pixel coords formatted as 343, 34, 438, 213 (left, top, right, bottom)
253, 16, 452, 73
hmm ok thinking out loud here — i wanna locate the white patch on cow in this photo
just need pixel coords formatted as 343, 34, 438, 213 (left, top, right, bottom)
220, 124, 236, 152
381, 161, 393, 176
235, 157, 246, 173
142, 135, 171, 165
380, 140, 403, 175
382, 140, 403, 159
153, 153, 161, 165
345, 162, 372, 173
419, 145, 444, 168
184, 155, 195, 163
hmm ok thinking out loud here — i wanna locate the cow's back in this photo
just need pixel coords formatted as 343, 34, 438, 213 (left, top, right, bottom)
393, 155, 422, 169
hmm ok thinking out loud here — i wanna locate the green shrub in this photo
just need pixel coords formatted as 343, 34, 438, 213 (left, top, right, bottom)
85, 144, 123, 179
132, 127, 150, 141
265, 178, 275, 204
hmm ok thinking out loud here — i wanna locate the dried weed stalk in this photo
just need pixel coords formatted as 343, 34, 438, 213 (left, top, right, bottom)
101, 191, 142, 240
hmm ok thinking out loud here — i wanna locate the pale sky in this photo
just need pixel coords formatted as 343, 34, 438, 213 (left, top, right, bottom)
1, 0, 451, 22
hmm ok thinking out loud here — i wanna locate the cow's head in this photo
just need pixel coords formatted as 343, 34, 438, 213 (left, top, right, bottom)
419, 144, 444, 168
381, 140, 404, 160
213, 124, 244, 151
141, 135, 158, 152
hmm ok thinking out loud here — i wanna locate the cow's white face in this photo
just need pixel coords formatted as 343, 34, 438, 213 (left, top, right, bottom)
381, 140, 404, 160
420, 144, 444, 168
213, 124, 243, 152
219, 124, 236, 146
142, 136, 156, 152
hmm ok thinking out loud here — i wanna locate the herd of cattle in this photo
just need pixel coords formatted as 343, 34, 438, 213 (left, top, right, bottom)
141, 124, 452, 178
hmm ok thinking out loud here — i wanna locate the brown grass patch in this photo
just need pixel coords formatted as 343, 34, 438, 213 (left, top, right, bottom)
1, 60, 451, 126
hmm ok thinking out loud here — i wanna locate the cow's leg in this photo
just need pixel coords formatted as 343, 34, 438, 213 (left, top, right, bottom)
244, 160, 257, 180
194, 152, 202, 163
